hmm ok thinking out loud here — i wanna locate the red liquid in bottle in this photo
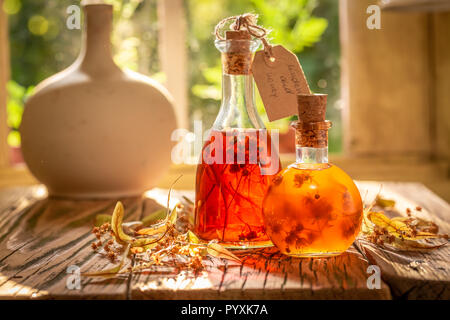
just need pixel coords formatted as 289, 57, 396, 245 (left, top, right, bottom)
194, 129, 279, 243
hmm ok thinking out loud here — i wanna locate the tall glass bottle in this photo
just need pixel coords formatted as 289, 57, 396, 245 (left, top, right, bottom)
262, 94, 363, 257
194, 30, 279, 248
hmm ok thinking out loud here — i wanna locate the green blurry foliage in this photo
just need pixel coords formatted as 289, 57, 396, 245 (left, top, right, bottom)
187, 0, 341, 152
6, 81, 34, 147
6, 0, 340, 152
5, 0, 160, 147
8, 1, 81, 87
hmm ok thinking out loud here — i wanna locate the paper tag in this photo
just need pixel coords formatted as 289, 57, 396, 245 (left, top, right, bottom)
251, 45, 310, 121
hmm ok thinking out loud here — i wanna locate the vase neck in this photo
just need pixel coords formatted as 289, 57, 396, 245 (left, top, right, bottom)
79, 4, 119, 75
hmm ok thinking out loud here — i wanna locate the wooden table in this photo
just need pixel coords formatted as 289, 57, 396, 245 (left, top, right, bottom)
0, 182, 448, 300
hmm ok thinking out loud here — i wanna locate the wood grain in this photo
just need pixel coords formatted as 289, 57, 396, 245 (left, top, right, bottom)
130, 246, 390, 300
0, 182, 448, 299
355, 181, 450, 299
355, 239, 449, 299
0, 186, 165, 299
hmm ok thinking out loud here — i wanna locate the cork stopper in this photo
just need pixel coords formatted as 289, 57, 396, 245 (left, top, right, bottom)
222, 30, 253, 75
225, 30, 251, 41
294, 93, 331, 148
297, 94, 327, 123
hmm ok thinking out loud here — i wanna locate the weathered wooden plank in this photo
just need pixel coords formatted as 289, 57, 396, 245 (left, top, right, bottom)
0, 183, 448, 299
130, 190, 391, 300
355, 239, 449, 299
217, 246, 390, 300
356, 181, 450, 234
131, 182, 449, 299
355, 181, 450, 299
0, 187, 149, 299
130, 245, 391, 300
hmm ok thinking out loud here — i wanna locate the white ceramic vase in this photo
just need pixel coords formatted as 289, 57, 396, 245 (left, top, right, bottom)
20, 3, 178, 198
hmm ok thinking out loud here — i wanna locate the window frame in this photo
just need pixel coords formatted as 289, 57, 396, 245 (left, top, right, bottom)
0, 0, 448, 196
0, 2, 9, 169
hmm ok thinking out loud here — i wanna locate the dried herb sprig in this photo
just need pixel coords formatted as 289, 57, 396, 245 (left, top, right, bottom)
362, 196, 448, 251
84, 183, 241, 277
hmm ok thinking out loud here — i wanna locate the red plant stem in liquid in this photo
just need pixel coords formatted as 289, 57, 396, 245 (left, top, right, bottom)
194, 129, 279, 243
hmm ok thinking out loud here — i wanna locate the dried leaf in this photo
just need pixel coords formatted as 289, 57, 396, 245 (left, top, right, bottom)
130, 236, 166, 248
375, 196, 396, 208
390, 217, 411, 223
363, 205, 447, 251
109, 202, 169, 248
404, 232, 443, 241
122, 221, 143, 235
135, 208, 177, 236
94, 214, 111, 227
141, 209, 167, 227
412, 218, 439, 233
136, 224, 167, 236
141, 242, 160, 251
207, 242, 241, 263
389, 238, 447, 251
367, 211, 446, 241
164, 175, 182, 223
187, 230, 200, 244
110, 202, 133, 243
88, 176, 240, 275
135, 178, 180, 238
367, 211, 412, 237
168, 206, 178, 225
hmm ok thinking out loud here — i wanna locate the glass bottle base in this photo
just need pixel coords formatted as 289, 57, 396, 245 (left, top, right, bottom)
196, 238, 274, 250
220, 240, 274, 250
283, 251, 344, 258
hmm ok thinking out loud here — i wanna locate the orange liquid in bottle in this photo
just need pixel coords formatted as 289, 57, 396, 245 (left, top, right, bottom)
194, 129, 279, 244
262, 164, 363, 257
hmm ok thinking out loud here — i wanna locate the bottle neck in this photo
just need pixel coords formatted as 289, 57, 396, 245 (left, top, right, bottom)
296, 146, 328, 164
214, 72, 264, 129
291, 120, 331, 165
213, 39, 264, 130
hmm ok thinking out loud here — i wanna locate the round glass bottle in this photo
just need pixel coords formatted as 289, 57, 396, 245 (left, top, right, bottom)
194, 30, 279, 248
262, 94, 363, 257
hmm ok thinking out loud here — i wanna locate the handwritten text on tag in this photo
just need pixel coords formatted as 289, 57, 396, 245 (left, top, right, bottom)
251, 45, 310, 121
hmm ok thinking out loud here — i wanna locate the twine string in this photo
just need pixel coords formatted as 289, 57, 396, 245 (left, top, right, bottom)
214, 13, 273, 58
